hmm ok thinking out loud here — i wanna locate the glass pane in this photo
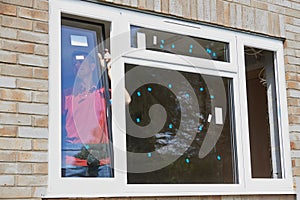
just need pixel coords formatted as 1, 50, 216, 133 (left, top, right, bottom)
125, 64, 237, 184
130, 26, 230, 62
61, 19, 114, 177
244, 47, 282, 178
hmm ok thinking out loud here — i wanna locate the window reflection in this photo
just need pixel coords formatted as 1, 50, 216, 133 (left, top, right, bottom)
61, 19, 113, 178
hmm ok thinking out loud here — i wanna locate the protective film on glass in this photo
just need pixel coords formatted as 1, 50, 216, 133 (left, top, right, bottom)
61, 19, 113, 178
125, 64, 237, 184
130, 26, 230, 62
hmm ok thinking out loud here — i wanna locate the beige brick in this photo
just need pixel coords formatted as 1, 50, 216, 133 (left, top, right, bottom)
0, 125, 17, 137
0, 88, 32, 102
279, 14, 285, 37
18, 126, 48, 139
267, 3, 285, 15
285, 7, 300, 19
289, 115, 300, 124
232, 0, 250, 6
0, 76, 16, 88
18, 151, 48, 162
285, 64, 297, 72
18, 54, 48, 67
285, 40, 300, 49
0, 27, 18, 39
0, 187, 32, 198
33, 21, 48, 33
286, 32, 296, 40
255, 9, 268, 34
32, 186, 47, 197
32, 115, 48, 127
286, 24, 300, 34
17, 175, 47, 186
286, 72, 297, 81
16, 78, 48, 91
130, 0, 138, 7
223, 2, 230, 26
34, 44, 48, 56
161, 0, 169, 14
203, 0, 211, 22
169, 0, 183, 17
153, 0, 161, 12
242, 6, 255, 31
292, 159, 300, 167
18, 30, 48, 44
18, 7, 48, 22
236, 4, 242, 27
251, 0, 268, 10
33, 68, 48, 79
287, 81, 300, 90
2, 15, 32, 30
32, 139, 48, 151
0, 4, 17, 16
145, 0, 154, 11
0, 175, 15, 186
0, 100, 17, 113
138, 0, 146, 9
1, 39, 35, 54
210, 0, 217, 23
292, 17, 300, 27
293, 167, 300, 176
2, 0, 33, 7
288, 98, 300, 107
32, 91, 48, 103
0, 50, 17, 64
216, 0, 224, 25
287, 55, 300, 65
197, 0, 204, 20
0, 64, 33, 78
291, 2, 300, 10
33, 0, 49, 11
190, 0, 197, 20
289, 107, 300, 115
0, 150, 17, 161
18, 102, 48, 115
0, 138, 32, 150
0, 113, 31, 126
0, 163, 32, 174
32, 163, 48, 174
296, 50, 300, 57
182, 0, 190, 19
268, 12, 278, 36
285, 48, 296, 57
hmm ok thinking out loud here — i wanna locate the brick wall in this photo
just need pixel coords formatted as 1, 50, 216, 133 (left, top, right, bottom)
1, 0, 300, 199
0, 0, 49, 199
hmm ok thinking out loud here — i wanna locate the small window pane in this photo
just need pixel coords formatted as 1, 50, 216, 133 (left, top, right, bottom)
125, 64, 237, 184
61, 19, 114, 178
130, 26, 230, 62
245, 47, 282, 179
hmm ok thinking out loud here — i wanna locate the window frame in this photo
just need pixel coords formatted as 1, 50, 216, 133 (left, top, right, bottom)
48, 0, 293, 197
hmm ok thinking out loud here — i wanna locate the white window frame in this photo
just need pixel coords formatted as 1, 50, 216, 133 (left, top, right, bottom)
48, 0, 293, 197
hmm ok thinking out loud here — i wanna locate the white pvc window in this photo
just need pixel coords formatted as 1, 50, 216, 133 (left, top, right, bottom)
48, 0, 293, 197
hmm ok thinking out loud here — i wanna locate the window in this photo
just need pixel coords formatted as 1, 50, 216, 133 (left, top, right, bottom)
60, 18, 114, 178
49, 0, 293, 197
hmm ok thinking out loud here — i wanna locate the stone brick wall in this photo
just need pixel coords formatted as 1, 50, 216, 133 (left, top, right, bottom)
0, 0, 49, 199
1, 0, 300, 199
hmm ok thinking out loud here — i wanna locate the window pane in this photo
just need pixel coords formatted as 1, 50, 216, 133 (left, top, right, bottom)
245, 47, 282, 178
61, 19, 114, 178
130, 26, 230, 62
125, 64, 237, 184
